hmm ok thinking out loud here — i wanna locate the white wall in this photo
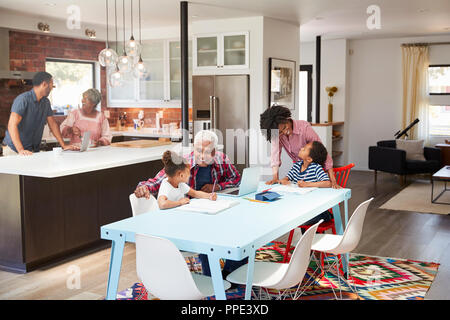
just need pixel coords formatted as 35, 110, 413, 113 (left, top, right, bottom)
347, 35, 450, 170
262, 17, 300, 177
300, 38, 349, 166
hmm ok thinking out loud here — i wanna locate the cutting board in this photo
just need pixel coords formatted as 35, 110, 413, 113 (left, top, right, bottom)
110, 139, 172, 148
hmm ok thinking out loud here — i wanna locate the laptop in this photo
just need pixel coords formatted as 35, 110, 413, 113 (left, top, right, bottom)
64, 131, 91, 152
218, 166, 261, 197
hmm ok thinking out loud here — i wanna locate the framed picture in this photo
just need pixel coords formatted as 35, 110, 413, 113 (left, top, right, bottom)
268, 58, 296, 110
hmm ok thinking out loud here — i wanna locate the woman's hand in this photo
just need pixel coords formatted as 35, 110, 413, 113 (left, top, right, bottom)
179, 197, 190, 205
265, 178, 279, 185
331, 179, 342, 189
279, 178, 290, 185
72, 126, 81, 137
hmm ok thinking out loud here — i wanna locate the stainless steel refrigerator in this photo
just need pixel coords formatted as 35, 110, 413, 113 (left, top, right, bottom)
192, 75, 249, 172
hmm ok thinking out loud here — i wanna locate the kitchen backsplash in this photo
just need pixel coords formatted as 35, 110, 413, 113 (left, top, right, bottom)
108, 107, 193, 129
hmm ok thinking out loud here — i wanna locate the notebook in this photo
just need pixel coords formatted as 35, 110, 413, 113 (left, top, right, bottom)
177, 198, 240, 214
270, 184, 318, 195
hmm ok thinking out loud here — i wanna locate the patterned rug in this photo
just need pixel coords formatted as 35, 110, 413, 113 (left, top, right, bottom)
117, 241, 440, 300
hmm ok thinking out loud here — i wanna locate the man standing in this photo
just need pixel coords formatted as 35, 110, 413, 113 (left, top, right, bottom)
2, 71, 78, 156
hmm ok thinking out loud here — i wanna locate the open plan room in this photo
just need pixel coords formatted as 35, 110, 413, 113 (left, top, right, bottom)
0, 0, 449, 312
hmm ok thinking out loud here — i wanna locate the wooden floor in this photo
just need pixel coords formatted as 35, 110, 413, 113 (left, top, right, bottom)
0, 170, 449, 300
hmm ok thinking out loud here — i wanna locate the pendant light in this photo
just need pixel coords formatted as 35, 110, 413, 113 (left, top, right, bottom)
98, 0, 118, 67
125, 0, 141, 57
133, 0, 147, 79
117, 0, 132, 73
109, 0, 123, 87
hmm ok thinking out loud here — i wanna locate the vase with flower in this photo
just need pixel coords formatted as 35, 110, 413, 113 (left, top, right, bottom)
325, 86, 338, 123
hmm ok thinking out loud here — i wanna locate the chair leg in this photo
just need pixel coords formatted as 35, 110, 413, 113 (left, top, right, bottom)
283, 230, 295, 263
374, 170, 377, 183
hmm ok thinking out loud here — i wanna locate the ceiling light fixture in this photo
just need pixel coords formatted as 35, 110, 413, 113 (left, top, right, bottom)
125, 0, 141, 57
85, 29, 96, 39
99, 0, 118, 68
133, 0, 147, 79
37, 22, 50, 33
117, 0, 132, 73
108, 0, 123, 87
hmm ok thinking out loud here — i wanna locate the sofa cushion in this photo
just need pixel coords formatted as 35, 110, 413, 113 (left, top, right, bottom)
405, 160, 440, 173
396, 139, 426, 161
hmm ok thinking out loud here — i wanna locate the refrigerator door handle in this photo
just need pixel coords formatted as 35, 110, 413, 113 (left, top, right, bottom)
209, 95, 214, 130
213, 96, 218, 130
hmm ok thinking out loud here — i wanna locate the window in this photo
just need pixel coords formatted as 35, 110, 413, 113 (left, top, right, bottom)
428, 65, 450, 95
429, 105, 450, 136
45, 59, 95, 114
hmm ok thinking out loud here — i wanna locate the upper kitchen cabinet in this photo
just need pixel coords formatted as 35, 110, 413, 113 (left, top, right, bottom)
193, 32, 249, 72
108, 39, 192, 108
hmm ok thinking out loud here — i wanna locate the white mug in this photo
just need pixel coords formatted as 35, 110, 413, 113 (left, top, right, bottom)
53, 147, 62, 156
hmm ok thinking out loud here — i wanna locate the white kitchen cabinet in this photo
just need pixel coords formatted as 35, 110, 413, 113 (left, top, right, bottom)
108, 39, 192, 108
193, 31, 249, 72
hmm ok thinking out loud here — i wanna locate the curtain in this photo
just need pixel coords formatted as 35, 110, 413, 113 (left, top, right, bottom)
401, 44, 429, 143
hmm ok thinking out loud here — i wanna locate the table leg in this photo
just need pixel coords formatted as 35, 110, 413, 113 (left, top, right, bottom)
244, 250, 256, 300
208, 254, 226, 300
105, 237, 125, 300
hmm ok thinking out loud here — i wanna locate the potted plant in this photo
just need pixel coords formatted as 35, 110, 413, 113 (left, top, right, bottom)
325, 86, 338, 123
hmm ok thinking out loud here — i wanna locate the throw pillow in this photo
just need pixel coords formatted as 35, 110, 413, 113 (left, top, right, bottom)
396, 139, 426, 161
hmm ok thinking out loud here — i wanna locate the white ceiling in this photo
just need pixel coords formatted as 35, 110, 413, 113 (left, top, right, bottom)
0, 0, 448, 42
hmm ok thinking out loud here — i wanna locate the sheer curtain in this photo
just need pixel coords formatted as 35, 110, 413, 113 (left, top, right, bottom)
401, 44, 429, 144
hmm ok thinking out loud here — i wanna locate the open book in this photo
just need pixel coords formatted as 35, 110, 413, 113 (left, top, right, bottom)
270, 184, 318, 195
177, 198, 240, 214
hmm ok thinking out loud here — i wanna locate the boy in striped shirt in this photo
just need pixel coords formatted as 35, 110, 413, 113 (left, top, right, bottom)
278, 141, 332, 224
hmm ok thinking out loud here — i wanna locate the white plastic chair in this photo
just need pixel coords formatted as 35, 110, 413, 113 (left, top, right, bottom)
129, 193, 159, 216
135, 233, 231, 299
129, 193, 198, 270
311, 198, 374, 299
225, 220, 323, 300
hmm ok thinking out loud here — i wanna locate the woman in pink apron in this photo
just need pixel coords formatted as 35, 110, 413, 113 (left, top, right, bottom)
60, 88, 112, 147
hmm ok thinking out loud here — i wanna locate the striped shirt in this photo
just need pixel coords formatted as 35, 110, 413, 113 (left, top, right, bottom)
286, 160, 329, 183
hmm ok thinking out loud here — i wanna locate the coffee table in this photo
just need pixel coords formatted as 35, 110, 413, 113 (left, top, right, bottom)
431, 166, 450, 205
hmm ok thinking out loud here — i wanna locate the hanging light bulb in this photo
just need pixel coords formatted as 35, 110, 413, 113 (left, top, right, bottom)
133, 55, 147, 79
99, 47, 118, 67
117, 52, 132, 73
98, 0, 118, 67
117, 0, 132, 73
125, 0, 141, 57
133, 0, 148, 79
109, 65, 123, 87
125, 35, 141, 57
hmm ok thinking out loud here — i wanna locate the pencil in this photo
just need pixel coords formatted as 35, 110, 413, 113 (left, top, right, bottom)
243, 197, 270, 204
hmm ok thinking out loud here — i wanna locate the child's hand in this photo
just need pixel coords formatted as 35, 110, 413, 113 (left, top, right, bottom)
179, 197, 190, 205
209, 193, 217, 201
297, 180, 308, 188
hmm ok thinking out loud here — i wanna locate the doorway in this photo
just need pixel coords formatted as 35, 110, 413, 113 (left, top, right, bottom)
299, 65, 313, 122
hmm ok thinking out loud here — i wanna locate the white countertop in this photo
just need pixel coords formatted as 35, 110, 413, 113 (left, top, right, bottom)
0, 143, 194, 178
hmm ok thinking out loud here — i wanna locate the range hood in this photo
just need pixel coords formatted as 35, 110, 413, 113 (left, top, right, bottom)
0, 28, 35, 80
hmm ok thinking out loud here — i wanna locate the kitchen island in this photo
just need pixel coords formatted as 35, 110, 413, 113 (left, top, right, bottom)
0, 143, 193, 272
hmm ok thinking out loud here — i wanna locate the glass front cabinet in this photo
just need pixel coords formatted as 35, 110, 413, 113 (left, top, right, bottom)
193, 32, 249, 71
108, 39, 192, 107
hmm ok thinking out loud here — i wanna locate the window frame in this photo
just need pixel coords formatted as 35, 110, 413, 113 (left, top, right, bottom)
45, 58, 97, 111
428, 64, 450, 96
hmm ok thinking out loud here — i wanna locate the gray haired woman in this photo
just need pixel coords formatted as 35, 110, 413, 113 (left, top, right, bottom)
60, 88, 112, 146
